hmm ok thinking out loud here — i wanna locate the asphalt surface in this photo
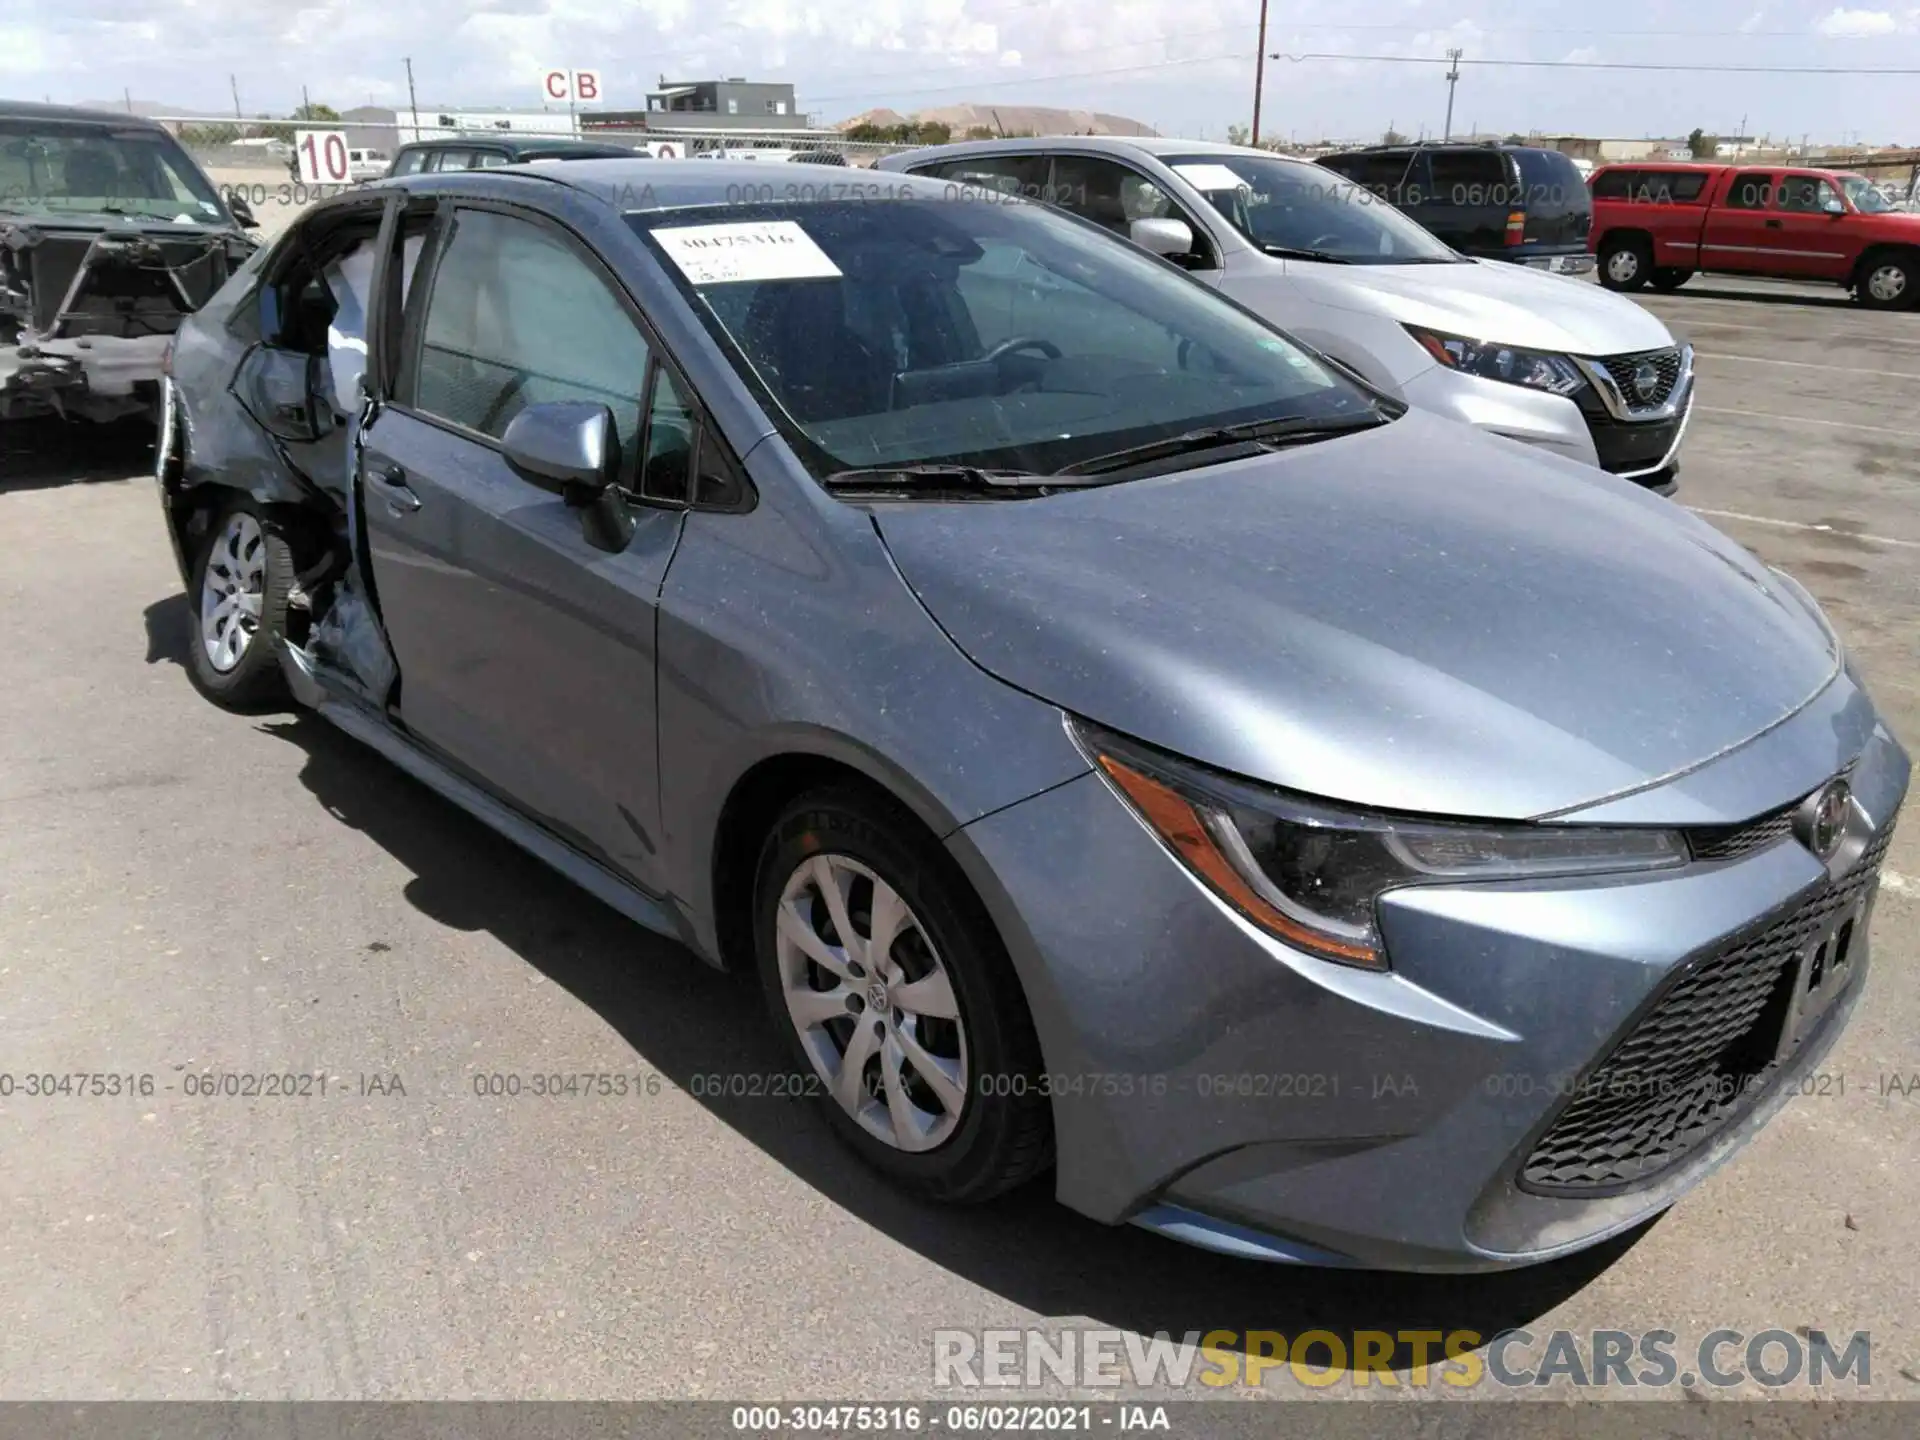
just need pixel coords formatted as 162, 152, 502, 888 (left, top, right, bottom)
1, 274, 1916, 1406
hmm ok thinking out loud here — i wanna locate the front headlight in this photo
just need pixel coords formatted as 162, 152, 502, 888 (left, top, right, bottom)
1075, 721, 1687, 971
1405, 326, 1586, 397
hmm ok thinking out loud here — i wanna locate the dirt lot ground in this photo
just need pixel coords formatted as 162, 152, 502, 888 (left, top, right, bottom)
0, 275, 1915, 1410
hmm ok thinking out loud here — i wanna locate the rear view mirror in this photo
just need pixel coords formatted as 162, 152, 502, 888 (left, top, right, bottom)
1130, 217, 1194, 259
501, 400, 634, 553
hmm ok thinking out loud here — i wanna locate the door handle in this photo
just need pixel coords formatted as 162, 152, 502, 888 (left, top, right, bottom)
1765, 218, 1784, 229
371, 462, 421, 514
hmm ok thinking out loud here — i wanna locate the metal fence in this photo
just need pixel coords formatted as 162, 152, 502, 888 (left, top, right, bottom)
161, 115, 916, 172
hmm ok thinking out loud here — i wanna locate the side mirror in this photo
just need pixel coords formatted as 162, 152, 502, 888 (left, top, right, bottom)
501, 400, 634, 553
502, 400, 618, 496
228, 194, 258, 228
1130, 216, 1195, 259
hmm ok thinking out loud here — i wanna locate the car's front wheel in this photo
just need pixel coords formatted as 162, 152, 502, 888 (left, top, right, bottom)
185, 499, 293, 709
1855, 252, 1915, 310
753, 787, 1051, 1203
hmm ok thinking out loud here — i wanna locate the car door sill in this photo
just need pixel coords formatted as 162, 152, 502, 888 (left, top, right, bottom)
274, 635, 692, 950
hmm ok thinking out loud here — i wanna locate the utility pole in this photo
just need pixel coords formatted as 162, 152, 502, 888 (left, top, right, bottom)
404, 57, 421, 145
1442, 48, 1463, 141
1251, 0, 1270, 147
124, 87, 133, 114
230, 74, 242, 120
301, 84, 311, 119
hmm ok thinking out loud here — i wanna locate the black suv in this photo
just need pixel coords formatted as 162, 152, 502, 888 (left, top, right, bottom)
1316, 143, 1595, 276
385, 136, 638, 176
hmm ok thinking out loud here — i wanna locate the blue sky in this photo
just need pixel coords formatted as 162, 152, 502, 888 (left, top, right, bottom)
8, 1, 1920, 144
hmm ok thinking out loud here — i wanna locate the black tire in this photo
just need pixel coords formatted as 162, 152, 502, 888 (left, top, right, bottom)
752, 786, 1052, 1204
1650, 267, 1694, 292
184, 497, 294, 710
1599, 236, 1652, 291
1854, 251, 1917, 311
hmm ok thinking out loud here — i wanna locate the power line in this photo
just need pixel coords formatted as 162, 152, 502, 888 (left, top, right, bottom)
804, 50, 1254, 107
1273, 52, 1920, 75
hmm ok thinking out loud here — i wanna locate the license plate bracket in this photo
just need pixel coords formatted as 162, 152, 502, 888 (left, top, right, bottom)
1776, 897, 1869, 1060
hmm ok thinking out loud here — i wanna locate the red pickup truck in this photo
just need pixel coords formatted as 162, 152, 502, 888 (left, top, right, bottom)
1587, 162, 1920, 309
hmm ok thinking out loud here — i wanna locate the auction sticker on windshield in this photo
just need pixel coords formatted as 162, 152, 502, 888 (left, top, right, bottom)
1172, 163, 1250, 193
651, 221, 842, 284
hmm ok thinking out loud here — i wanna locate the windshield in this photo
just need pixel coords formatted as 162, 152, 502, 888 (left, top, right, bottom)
0, 121, 228, 223
1160, 153, 1460, 264
631, 198, 1382, 482
1838, 175, 1894, 214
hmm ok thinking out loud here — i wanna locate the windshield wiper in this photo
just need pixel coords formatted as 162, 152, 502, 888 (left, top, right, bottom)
821, 464, 1114, 496
1260, 244, 1351, 263
1053, 412, 1390, 479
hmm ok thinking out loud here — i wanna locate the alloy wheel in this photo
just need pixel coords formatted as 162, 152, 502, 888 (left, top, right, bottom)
1866, 264, 1908, 304
775, 853, 969, 1152
199, 512, 267, 673
1606, 249, 1640, 284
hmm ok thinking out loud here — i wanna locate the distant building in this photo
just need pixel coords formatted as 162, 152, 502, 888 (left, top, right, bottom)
335, 105, 579, 151
584, 78, 814, 135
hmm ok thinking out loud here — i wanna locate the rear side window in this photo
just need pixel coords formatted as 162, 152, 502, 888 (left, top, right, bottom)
1428, 150, 1511, 204
1593, 169, 1707, 203
1725, 172, 1777, 209
1321, 152, 1425, 206
411, 208, 650, 451
392, 150, 426, 176
917, 154, 1050, 202
473, 151, 511, 169
1591, 169, 1639, 200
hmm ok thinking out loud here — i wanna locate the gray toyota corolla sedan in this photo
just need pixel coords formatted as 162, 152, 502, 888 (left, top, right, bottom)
156, 160, 1908, 1271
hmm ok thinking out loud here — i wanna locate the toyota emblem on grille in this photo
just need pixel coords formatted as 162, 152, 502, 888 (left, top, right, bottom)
1631, 360, 1661, 401
1794, 779, 1852, 861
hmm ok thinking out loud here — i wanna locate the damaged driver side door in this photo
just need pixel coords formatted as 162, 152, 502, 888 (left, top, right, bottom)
358, 200, 690, 896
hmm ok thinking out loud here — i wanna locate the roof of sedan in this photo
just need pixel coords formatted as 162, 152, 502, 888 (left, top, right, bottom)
0, 99, 166, 128
882, 134, 1323, 167
415, 157, 964, 211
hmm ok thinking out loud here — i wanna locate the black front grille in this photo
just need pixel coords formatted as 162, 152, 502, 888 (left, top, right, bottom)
1688, 804, 1798, 863
1586, 409, 1684, 478
1519, 827, 1892, 1195
1595, 347, 1684, 412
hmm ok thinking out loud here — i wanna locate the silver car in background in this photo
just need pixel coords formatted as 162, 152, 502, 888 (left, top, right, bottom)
882, 137, 1694, 492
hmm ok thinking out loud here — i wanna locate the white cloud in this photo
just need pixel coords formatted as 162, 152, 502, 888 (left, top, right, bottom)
1813, 7, 1902, 35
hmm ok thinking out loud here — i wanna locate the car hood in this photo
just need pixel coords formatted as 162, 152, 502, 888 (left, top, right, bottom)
1282, 255, 1675, 356
873, 410, 1839, 820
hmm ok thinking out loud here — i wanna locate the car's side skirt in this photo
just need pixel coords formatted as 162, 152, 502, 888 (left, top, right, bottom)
276, 636, 696, 953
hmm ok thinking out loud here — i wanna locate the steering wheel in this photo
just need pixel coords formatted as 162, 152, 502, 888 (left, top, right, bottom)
982, 336, 1063, 365
477, 373, 530, 436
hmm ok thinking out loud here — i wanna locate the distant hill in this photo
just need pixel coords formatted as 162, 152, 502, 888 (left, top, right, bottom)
835, 103, 1156, 138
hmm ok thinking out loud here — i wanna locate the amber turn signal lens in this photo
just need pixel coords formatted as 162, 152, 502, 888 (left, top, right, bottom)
1095, 753, 1385, 968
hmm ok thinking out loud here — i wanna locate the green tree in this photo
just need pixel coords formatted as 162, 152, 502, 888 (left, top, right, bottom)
1382, 127, 1408, 145
1227, 123, 1251, 146
1686, 127, 1717, 159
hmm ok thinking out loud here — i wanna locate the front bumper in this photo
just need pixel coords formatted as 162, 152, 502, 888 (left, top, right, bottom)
0, 334, 169, 423
948, 701, 1908, 1271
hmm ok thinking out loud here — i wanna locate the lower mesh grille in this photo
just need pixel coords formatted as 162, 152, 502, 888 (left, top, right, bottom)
1519, 827, 1891, 1195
